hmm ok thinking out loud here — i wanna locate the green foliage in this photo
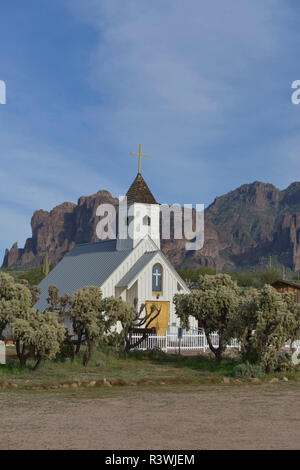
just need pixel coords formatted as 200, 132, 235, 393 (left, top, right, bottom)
43, 253, 50, 276
11, 310, 65, 370
45, 285, 73, 324
227, 287, 260, 363
0, 273, 65, 370
175, 274, 300, 372
229, 272, 256, 287
229, 268, 281, 288
70, 287, 136, 365
177, 267, 215, 283
253, 286, 300, 372
292, 272, 300, 282
235, 285, 300, 372
232, 362, 264, 379
101, 331, 124, 349
0, 359, 27, 375
174, 274, 240, 361
254, 268, 281, 287
128, 348, 167, 361
0, 272, 33, 338
4, 263, 54, 287
275, 353, 296, 373
178, 266, 281, 289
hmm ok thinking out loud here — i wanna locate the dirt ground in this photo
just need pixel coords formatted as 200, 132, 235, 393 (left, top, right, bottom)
1, 383, 300, 450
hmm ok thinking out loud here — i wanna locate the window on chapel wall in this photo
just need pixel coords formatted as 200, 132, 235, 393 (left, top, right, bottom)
152, 263, 163, 293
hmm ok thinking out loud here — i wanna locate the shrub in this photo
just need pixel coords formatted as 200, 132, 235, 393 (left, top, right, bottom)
174, 274, 240, 362
101, 331, 124, 349
236, 285, 300, 372
0, 359, 27, 375
129, 348, 167, 361
275, 353, 296, 374
232, 362, 265, 379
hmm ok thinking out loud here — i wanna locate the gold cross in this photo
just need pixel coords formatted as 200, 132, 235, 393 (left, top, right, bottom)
130, 144, 149, 174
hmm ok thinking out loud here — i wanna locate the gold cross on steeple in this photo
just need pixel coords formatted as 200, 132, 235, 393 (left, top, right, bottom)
130, 144, 149, 174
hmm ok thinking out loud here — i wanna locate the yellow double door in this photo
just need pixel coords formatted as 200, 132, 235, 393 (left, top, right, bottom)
146, 301, 170, 336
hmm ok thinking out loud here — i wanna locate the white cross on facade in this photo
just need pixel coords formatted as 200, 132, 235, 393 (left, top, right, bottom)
153, 268, 161, 287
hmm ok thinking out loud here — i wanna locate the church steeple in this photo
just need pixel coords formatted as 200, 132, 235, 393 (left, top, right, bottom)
126, 173, 157, 205
117, 147, 160, 251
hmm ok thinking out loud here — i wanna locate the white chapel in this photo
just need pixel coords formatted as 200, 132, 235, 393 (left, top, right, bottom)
36, 147, 195, 335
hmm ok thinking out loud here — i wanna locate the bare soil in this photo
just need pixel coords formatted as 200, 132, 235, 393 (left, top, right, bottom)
0, 383, 300, 450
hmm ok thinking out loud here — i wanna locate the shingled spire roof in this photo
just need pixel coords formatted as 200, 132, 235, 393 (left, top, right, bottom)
126, 173, 157, 204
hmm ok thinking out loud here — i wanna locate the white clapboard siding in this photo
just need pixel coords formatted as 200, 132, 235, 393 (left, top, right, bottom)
100, 236, 196, 333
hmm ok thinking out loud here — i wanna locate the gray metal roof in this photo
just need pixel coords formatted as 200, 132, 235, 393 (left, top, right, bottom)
35, 239, 130, 312
116, 251, 157, 288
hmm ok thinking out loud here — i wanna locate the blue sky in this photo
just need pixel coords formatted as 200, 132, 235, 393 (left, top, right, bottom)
1, 0, 300, 262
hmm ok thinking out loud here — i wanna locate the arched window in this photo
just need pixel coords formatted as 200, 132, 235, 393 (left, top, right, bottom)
152, 263, 163, 292
143, 215, 151, 226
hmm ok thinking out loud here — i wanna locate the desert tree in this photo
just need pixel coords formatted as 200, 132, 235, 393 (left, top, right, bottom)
122, 299, 162, 353
227, 287, 260, 363
70, 286, 122, 365
174, 274, 240, 361
234, 285, 300, 371
251, 286, 300, 372
45, 285, 74, 358
46, 285, 73, 319
99, 297, 162, 353
20, 279, 40, 307
0, 273, 33, 339
11, 309, 65, 370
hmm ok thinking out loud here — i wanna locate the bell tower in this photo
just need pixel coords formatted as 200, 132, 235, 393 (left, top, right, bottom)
117, 146, 160, 251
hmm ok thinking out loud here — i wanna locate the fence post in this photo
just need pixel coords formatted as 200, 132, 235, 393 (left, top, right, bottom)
0, 341, 5, 365
165, 331, 168, 353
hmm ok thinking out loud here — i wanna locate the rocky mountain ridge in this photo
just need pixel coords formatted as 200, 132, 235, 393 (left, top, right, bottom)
4, 181, 300, 272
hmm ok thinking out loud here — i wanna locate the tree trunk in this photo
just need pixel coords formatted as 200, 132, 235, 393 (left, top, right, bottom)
69, 341, 75, 362
16, 340, 27, 366
75, 331, 82, 356
83, 340, 94, 366
217, 336, 226, 362
32, 356, 43, 371
204, 328, 219, 359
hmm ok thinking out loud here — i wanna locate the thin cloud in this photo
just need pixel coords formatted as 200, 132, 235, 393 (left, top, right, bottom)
1, 0, 300, 261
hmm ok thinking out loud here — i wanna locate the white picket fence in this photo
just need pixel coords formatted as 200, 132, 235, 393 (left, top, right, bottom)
130, 330, 241, 353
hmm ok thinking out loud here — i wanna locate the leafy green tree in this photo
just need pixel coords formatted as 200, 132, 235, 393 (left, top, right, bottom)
174, 274, 240, 361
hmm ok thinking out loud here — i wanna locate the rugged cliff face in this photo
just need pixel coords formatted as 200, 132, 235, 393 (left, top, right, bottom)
2, 191, 119, 269
4, 181, 300, 271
